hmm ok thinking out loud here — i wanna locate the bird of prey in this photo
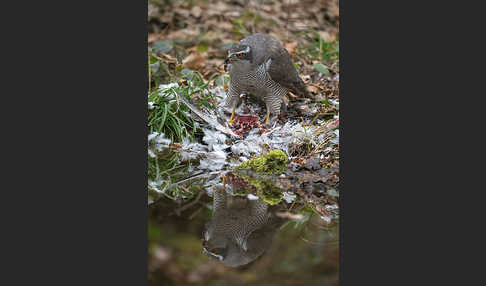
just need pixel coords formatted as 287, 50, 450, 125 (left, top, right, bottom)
224, 33, 309, 125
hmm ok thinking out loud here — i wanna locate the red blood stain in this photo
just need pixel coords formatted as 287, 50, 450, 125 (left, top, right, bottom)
229, 115, 262, 137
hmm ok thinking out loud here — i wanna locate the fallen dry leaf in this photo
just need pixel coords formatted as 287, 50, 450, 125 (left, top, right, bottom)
159, 53, 177, 63
166, 28, 199, 39
284, 41, 298, 56
182, 53, 206, 70
191, 6, 202, 18
308, 85, 320, 94
218, 22, 234, 31
318, 31, 336, 42
148, 33, 163, 44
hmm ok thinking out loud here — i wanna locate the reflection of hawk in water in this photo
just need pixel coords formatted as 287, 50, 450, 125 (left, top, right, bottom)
202, 187, 286, 267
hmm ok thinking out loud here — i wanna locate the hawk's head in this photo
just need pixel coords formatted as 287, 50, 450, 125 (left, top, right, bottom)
224, 45, 251, 71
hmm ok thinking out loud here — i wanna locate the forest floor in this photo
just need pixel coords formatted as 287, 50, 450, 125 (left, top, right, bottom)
148, 0, 340, 284
148, 0, 339, 213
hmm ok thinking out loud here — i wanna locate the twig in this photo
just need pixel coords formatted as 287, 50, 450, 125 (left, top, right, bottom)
178, 93, 241, 138
166, 171, 222, 189
151, 54, 173, 78
171, 190, 204, 215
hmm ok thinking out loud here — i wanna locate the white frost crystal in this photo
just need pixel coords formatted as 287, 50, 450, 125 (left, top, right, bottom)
154, 135, 171, 152
148, 149, 156, 158
148, 132, 159, 142
148, 179, 166, 193
198, 150, 227, 171
247, 194, 259, 200
202, 129, 228, 151
158, 82, 179, 92
179, 138, 207, 161
148, 132, 171, 156
231, 134, 264, 157
282, 192, 296, 203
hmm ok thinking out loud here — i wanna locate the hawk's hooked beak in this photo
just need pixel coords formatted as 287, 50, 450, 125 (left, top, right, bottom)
224, 56, 232, 72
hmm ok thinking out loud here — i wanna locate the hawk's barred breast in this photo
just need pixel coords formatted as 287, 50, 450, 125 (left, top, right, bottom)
225, 33, 308, 121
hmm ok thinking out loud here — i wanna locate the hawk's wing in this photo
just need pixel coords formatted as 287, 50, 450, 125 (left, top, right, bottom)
239, 33, 309, 97
266, 44, 309, 97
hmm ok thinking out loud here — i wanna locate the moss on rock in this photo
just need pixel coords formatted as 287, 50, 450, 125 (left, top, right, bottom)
234, 150, 289, 175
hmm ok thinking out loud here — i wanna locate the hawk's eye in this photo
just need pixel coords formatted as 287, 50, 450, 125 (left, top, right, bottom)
236, 54, 244, 59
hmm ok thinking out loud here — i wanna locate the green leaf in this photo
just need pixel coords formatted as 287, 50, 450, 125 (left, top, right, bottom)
152, 40, 173, 54
197, 43, 208, 52
313, 63, 330, 75
321, 100, 331, 107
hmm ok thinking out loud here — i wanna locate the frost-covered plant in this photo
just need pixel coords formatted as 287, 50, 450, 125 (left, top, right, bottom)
147, 69, 219, 142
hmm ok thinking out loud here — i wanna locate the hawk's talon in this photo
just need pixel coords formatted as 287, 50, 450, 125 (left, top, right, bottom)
264, 110, 271, 125
228, 107, 236, 124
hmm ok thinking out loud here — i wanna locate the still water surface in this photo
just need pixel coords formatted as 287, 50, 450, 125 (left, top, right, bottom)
148, 187, 339, 286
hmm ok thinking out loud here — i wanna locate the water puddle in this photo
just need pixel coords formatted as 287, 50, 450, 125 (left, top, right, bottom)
149, 188, 339, 285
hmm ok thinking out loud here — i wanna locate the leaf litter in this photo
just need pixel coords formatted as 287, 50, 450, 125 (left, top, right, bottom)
148, 0, 340, 224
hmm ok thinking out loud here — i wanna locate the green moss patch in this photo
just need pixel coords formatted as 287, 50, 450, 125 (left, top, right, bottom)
234, 150, 289, 175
